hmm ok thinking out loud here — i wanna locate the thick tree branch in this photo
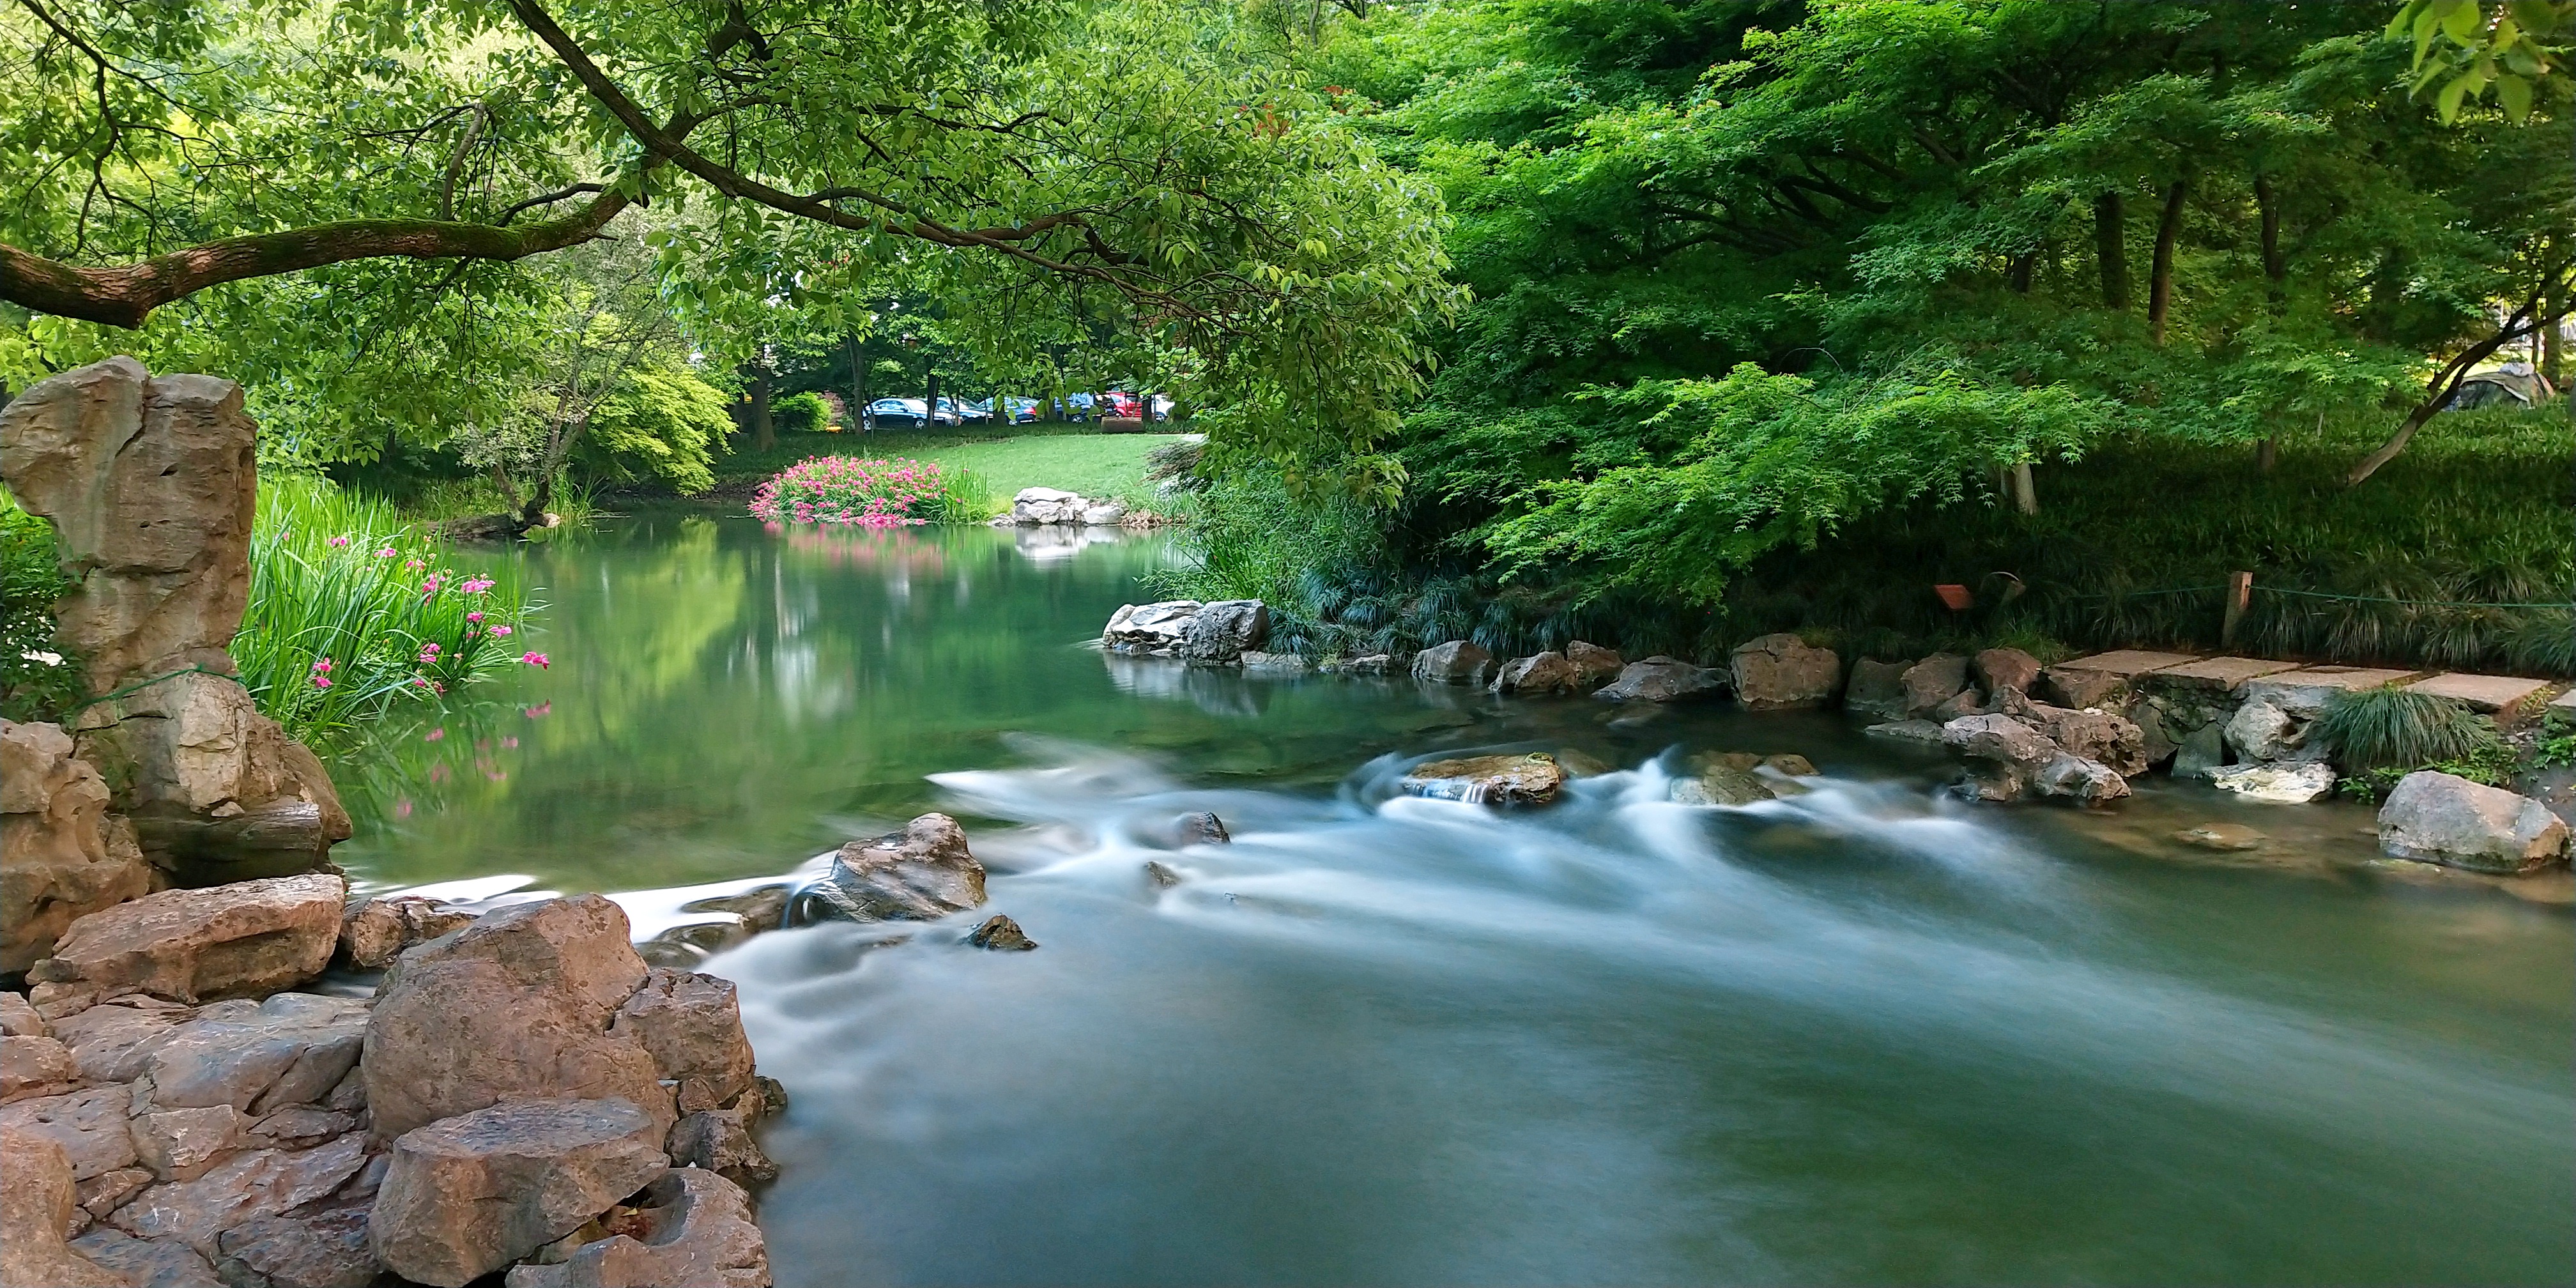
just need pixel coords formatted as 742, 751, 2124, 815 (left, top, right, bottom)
0, 192, 632, 328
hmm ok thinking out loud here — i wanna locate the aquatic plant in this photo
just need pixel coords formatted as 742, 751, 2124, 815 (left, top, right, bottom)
2310, 686, 2501, 772
234, 473, 543, 741
749, 456, 987, 527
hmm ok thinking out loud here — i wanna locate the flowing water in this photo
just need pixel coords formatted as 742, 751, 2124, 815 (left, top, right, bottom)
341, 511, 2574, 1287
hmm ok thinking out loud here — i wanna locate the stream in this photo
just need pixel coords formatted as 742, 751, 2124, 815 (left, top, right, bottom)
337, 510, 2573, 1286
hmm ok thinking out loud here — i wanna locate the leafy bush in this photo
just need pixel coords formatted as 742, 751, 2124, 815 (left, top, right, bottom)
2311, 687, 2501, 772
1, 495, 85, 722
774, 391, 832, 435
748, 456, 986, 526
236, 475, 546, 741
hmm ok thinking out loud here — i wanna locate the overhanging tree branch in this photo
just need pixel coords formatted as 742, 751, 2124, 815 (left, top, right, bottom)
0, 191, 636, 328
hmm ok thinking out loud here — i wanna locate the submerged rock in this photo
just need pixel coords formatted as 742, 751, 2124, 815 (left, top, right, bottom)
803, 814, 988, 923
965, 916, 1038, 951
679, 885, 793, 935
1673, 766, 1774, 807
2377, 772, 2570, 873
1843, 658, 1912, 721
1399, 753, 1565, 806
1863, 719, 1947, 745
2209, 762, 2337, 804
1144, 861, 1184, 889
2174, 824, 2264, 852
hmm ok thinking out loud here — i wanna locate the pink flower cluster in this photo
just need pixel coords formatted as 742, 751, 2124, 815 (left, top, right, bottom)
749, 456, 949, 528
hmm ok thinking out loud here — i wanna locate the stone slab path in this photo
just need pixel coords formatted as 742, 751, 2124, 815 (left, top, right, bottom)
2050, 652, 2567, 711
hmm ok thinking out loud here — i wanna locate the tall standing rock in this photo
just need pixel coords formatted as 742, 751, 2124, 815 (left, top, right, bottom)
1, 356, 349, 885
0, 357, 254, 694
1, 720, 150, 976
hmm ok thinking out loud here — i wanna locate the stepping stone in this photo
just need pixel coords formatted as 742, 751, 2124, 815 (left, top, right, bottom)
2404, 673, 2550, 713
2552, 687, 2576, 715
2051, 650, 2200, 678
2145, 656, 2301, 693
2241, 666, 2420, 716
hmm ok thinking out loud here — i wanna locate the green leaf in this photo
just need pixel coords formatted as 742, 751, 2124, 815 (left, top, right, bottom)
2434, 68, 2476, 121
2497, 70, 2535, 118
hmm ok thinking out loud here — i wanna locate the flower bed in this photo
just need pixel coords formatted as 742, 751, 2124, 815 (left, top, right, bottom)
749, 456, 986, 527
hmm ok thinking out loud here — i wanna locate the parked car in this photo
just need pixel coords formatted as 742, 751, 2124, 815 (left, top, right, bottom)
866, 397, 930, 428
1001, 397, 1042, 424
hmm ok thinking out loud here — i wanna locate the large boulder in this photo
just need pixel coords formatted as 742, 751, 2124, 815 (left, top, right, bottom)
1593, 657, 1723, 703
211, 1204, 381, 1288
371, 1096, 670, 1288
503, 1167, 770, 1288
1900, 655, 1971, 717
1843, 658, 1912, 721
0, 357, 254, 694
1410, 640, 1492, 686
1009, 487, 1088, 525
31, 874, 344, 1009
2001, 693, 2149, 778
609, 970, 753, 1115
1972, 648, 2043, 698
1940, 714, 2060, 802
1, 1128, 127, 1286
1490, 652, 1581, 695
2376, 772, 2570, 873
71, 673, 350, 884
1729, 634, 1840, 710
1101, 601, 1201, 654
1563, 641, 1623, 687
1179, 600, 1267, 664
1398, 753, 1565, 806
2221, 696, 2307, 763
801, 813, 987, 923
1, 721, 151, 976
363, 894, 670, 1142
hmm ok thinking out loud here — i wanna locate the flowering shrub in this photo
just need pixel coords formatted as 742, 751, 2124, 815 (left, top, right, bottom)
749, 456, 988, 527
234, 475, 552, 741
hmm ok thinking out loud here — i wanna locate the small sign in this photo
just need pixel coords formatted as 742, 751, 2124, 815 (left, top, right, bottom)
1934, 583, 1974, 611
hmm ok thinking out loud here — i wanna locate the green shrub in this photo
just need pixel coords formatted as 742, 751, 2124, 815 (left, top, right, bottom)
1, 494, 85, 723
2311, 686, 2501, 771
774, 391, 832, 435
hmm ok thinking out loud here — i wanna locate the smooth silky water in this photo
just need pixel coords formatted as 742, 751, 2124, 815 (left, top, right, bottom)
338, 509, 2573, 1286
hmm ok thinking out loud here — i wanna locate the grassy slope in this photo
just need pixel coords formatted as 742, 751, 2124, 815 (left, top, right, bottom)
720, 429, 1188, 516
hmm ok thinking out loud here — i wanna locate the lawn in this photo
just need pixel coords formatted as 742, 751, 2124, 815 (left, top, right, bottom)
723, 429, 1191, 516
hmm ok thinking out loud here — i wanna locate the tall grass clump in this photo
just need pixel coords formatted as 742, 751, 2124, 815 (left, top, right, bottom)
237, 474, 543, 740
1, 492, 86, 721
2310, 687, 2500, 770
749, 456, 988, 526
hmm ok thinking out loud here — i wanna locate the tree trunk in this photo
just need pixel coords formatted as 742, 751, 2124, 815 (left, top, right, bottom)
750, 367, 774, 452
2148, 179, 2188, 346
2348, 312, 2547, 485
925, 371, 942, 428
2094, 192, 2128, 310
2253, 175, 2285, 286
2007, 462, 2038, 515
847, 334, 864, 433
2007, 253, 2034, 293
2255, 434, 2277, 473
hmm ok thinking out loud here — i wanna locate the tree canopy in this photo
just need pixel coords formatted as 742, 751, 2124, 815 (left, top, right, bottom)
1, 0, 1458, 483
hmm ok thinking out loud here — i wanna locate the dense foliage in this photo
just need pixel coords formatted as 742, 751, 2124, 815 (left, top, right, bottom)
1153, 0, 2570, 672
